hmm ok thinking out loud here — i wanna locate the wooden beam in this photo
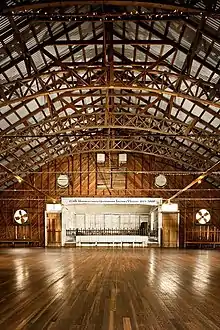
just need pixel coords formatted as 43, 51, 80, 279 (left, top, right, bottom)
138, 21, 220, 76
148, 48, 176, 70
3, 1, 205, 14
165, 95, 175, 118
1, 85, 220, 109
0, 163, 56, 203
50, 62, 157, 67
0, 22, 82, 75
167, 160, 220, 203
185, 118, 199, 135
52, 40, 171, 46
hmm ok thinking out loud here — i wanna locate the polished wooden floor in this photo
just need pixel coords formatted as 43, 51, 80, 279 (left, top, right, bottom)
0, 248, 220, 330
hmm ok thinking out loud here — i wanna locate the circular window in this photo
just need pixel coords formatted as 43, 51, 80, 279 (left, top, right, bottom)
57, 174, 69, 188
14, 210, 28, 225
155, 174, 167, 188
196, 209, 211, 225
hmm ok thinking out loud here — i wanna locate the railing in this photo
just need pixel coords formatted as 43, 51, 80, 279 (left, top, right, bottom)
66, 228, 157, 236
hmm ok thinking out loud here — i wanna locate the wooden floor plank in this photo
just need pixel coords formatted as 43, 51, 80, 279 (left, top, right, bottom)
0, 248, 220, 329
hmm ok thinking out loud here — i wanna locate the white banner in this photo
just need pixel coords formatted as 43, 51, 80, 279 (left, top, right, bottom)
161, 203, 178, 213
46, 203, 62, 212
61, 197, 162, 206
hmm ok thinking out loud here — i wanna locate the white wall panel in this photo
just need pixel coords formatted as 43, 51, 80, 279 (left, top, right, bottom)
111, 215, 120, 229
63, 204, 151, 230
76, 214, 85, 229
86, 214, 96, 228
120, 214, 130, 228
95, 214, 105, 228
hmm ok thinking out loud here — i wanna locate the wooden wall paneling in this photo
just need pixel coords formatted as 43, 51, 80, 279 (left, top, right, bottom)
110, 154, 113, 191
88, 153, 96, 196
81, 154, 89, 194
134, 154, 143, 193
132, 154, 136, 194
34, 171, 42, 191
87, 153, 90, 196
125, 158, 128, 191
150, 155, 154, 192
68, 155, 75, 196
142, 155, 151, 195
1, 153, 220, 246
78, 154, 83, 195
30, 200, 37, 241
80, 154, 90, 195
42, 165, 48, 196
67, 156, 70, 196
141, 154, 144, 193
73, 155, 80, 195
126, 154, 135, 193
70, 155, 75, 196
111, 154, 126, 192
79, 153, 82, 195
0, 202, 10, 239
1, 200, 13, 239
47, 160, 52, 194
47, 162, 50, 195
95, 154, 99, 196
54, 159, 57, 193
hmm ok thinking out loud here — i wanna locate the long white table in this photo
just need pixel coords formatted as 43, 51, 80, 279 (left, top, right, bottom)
74, 235, 157, 247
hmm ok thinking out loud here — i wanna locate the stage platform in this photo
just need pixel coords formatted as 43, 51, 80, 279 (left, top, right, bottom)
71, 235, 158, 246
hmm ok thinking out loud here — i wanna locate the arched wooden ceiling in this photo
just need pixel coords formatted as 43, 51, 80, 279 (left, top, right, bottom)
0, 0, 220, 189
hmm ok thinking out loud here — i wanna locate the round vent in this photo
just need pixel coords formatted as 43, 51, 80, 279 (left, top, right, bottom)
155, 174, 167, 188
57, 174, 69, 188
196, 209, 211, 225
14, 210, 28, 225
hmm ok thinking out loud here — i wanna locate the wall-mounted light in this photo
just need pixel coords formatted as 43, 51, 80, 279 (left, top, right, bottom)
14, 175, 23, 183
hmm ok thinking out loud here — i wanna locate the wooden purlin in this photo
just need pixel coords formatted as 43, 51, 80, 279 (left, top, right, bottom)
0, 137, 215, 189
52, 40, 172, 46
138, 20, 220, 75
0, 1, 209, 13
110, 35, 220, 132
0, 7, 218, 117
2, 113, 220, 159
1, 71, 220, 109
0, 20, 83, 75
1, 114, 220, 178
0, 68, 105, 136
0, 79, 104, 136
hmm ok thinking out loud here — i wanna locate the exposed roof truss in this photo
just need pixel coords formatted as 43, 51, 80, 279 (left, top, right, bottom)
1, 0, 220, 189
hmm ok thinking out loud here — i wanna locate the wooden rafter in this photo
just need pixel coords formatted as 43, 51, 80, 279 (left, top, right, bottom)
0, 1, 209, 14
0, 137, 213, 188
1, 1, 220, 190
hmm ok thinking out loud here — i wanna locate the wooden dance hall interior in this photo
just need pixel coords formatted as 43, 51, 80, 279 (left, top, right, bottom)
1, 0, 220, 329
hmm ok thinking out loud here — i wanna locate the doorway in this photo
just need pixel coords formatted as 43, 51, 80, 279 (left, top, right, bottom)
162, 213, 179, 247
46, 213, 62, 247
